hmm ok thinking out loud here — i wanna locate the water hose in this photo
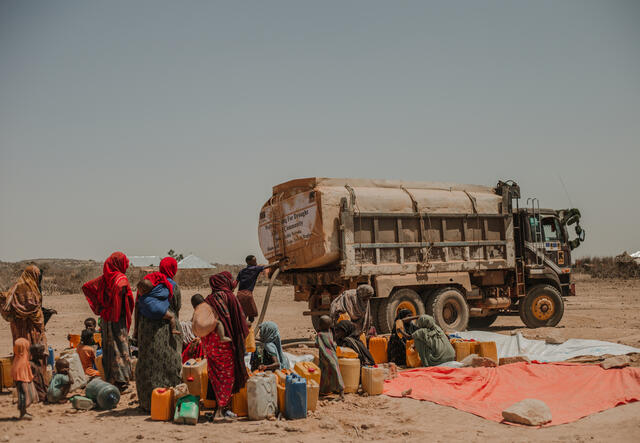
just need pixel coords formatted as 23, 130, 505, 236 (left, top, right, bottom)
257, 267, 280, 325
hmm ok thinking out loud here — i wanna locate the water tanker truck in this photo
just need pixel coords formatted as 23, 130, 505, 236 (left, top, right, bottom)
258, 178, 585, 332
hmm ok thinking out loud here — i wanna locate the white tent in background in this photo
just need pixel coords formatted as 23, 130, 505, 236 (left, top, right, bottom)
631, 251, 640, 258
129, 256, 161, 267
178, 255, 215, 269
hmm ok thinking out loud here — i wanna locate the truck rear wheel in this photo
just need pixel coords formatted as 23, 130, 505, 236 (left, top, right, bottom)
519, 284, 564, 328
375, 288, 425, 333
429, 287, 469, 332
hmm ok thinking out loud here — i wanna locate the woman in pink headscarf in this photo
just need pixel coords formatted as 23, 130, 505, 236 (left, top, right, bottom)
134, 257, 184, 411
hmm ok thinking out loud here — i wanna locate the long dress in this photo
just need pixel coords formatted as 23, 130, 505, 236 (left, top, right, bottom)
317, 331, 344, 395
135, 279, 183, 411
102, 288, 133, 387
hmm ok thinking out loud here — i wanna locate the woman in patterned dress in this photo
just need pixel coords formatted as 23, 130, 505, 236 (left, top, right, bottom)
134, 257, 183, 411
82, 252, 134, 391
203, 271, 249, 418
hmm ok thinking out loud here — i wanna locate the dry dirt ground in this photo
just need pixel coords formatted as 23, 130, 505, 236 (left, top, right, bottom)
1, 274, 640, 442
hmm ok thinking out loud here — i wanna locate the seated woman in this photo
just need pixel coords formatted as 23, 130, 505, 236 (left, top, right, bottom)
411, 315, 456, 367
386, 309, 418, 366
256, 321, 290, 371
334, 320, 375, 366
77, 329, 100, 378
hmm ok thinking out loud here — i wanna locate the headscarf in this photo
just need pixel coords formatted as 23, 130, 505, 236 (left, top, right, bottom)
206, 271, 249, 392
12, 338, 34, 382
159, 257, 178, 279
258, 321, 290, 370
412, 315, 456, 367
335, 320, 375, 366
82, 252, 134, 330
1, 265, 44, 328
329, 285, 374, 334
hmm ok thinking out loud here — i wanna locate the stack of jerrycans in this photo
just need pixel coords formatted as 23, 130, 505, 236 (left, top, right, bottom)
292, 362, 320, 412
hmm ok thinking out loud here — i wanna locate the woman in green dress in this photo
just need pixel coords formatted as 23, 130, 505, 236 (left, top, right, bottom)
411, 315, 456, 367
134, 257, 183, 411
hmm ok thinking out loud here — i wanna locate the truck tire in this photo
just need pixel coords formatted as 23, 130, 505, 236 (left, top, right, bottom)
468, 314, 499, 329
375, 288, 425, 334
429, 287, 469, 332
519, 284, 564, 328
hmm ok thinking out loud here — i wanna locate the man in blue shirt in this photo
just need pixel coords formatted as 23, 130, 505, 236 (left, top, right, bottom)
236, 255, 277, 322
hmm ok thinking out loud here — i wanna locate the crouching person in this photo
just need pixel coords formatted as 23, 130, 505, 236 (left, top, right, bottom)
47, 359, 73, 403
411, 315, 455, 367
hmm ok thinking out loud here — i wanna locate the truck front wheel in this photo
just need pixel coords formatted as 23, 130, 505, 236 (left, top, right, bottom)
429, 287, 469, 332
519, 284, 564, 328
375, 288, 425, 334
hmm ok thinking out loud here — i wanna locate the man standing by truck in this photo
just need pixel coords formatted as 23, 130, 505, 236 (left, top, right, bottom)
236, 255, 277, 322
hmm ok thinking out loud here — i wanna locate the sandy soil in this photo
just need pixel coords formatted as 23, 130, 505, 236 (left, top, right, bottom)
1, 274, 639, 442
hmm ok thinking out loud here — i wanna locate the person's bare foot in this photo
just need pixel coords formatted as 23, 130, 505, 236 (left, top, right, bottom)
220, 336, 232, 343
19, 413, 33, 421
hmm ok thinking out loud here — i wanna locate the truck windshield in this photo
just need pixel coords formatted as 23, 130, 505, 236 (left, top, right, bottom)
541, 217, 564, 242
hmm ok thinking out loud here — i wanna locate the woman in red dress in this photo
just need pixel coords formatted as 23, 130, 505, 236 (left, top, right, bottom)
202, 271, 249, 418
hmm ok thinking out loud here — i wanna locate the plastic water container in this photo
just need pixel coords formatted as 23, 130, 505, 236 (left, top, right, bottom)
306, 379, 319, 412
338, 358, 360, 393
182, 359, 208, 399
247, 372, 277, 420
0, 357, 14, 388
70, 395, 95, 410
174, 394, 199, 425
150, 387, 175, 421
452, 340, 478, 361
245, 326, 256, 353
47, 347, 55, 368
336, 347, 359, 359
368, 336, 388, 364
361, 366, 385, 395
337, 313, 351, 323
405, 340, 421, 368
231, 383, 248, 417
68, 334, 81, 348
293, 361, 321, 386
478, 341, 498, 362
275, 369, 292, 412
284, 374, 307, 420
85, 378, 121, 410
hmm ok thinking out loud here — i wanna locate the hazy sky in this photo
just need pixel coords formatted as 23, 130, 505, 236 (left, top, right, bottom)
1, 1, 638, 264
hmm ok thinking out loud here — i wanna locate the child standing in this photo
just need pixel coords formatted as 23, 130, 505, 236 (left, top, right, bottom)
12, 338, 39, 419
316, 315, 344, 398
47, 359, 73, 403
77, 329, 100, 378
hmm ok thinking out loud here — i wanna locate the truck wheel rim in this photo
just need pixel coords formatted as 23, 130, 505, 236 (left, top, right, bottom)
443, 301, 460, 325
532, 295, 555, 321
397, 301, 417, 316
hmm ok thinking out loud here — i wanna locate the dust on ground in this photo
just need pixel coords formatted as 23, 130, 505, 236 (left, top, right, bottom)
1, 274, 639, 442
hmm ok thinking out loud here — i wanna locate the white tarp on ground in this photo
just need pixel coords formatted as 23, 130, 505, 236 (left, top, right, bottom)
452, 330, 640, 363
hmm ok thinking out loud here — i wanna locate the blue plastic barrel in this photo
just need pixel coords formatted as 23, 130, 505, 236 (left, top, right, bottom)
284, 373, 307, 420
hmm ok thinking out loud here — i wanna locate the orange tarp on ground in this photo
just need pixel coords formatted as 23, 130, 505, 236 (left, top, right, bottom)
383, 362, 640, 426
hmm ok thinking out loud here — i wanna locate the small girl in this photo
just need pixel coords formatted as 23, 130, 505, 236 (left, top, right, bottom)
77, 329, 100, 378
47, 359, 73, 403
316, 315, 344, 398
12, 338, 39, 419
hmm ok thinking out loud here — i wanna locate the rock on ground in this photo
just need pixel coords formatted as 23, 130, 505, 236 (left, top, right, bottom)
502, 399, 552, 426
461, 355, 497, 368
499, 356, 531, 366
600, 355, 631, 369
